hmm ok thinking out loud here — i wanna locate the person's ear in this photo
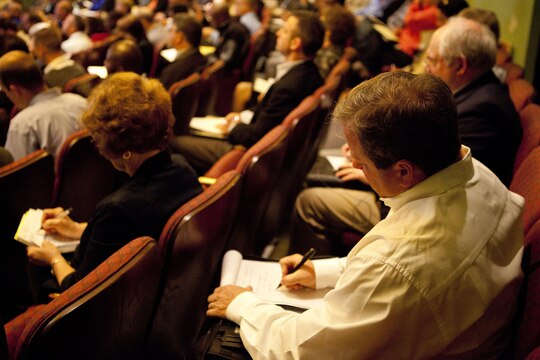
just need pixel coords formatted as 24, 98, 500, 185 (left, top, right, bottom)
290, 36, 302, 52
454, 55, 467, 76
392, 160, 424, 190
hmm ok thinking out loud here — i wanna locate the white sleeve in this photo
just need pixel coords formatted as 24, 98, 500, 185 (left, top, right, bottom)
225, 255, 433, 360
312, 257, 346, 289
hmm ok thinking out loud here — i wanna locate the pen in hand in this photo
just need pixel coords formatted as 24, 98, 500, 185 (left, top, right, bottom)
277, 248, 316, 289
54, 207, 73, 219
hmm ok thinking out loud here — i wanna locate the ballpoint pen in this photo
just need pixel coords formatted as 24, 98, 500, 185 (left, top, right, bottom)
277, 248, 317, 289
54, 207, 73, 219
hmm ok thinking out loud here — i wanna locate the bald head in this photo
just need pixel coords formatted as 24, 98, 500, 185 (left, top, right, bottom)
104, 40, 144, 75
0, 50, 44, 91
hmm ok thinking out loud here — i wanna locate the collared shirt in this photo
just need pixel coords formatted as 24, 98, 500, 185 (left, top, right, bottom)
227, 146, 524, 359
43, 53, 76, 75
5, 88, 86, 160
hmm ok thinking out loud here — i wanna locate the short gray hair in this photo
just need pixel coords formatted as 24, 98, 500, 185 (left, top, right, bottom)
437, 16, 496, 72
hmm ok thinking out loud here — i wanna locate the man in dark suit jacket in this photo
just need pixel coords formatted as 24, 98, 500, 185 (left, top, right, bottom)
425, 16, 521, 186
171, 11, 325, 174
159, 14, 207, 90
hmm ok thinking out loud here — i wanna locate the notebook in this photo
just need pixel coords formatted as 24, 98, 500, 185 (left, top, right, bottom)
220, 250, 330, 310
190, 116, 227, 139
14, 209, 80, 253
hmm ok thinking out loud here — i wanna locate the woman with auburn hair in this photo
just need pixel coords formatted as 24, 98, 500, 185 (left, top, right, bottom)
27, 72, 202, 295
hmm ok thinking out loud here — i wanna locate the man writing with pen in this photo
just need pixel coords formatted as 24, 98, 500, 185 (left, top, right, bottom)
206, 72, 524, 359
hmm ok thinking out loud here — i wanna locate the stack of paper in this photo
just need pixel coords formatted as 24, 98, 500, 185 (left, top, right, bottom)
220, 250, 330, 310
190, 117, 227, 139
14, 209, 80, 253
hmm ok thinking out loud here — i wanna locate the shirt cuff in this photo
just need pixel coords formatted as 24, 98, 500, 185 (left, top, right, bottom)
313, 257, 345, 289
226, 291, 261, 325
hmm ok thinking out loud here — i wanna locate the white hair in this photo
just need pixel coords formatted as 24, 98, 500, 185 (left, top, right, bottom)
437, 16, 497, 72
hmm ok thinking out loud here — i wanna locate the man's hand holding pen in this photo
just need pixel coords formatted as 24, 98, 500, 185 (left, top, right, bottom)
279, 251, 317, 290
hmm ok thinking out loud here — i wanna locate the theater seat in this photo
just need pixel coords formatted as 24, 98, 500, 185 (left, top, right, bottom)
5, 236, 161, 360
0, 150, 55, 323
145, 171, 242, 359
510, 147, 540, 234
53, 129, 126, 222
168, 72, 201, 136
514, 104, 540, 174
509, 79, 536, 112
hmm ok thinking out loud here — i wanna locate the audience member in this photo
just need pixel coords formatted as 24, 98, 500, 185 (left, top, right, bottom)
208, 4, 250, 71
207, 71, 524, 359
170, 11, 324, 174
61, 14, 93, 55
116, 14, 153, 74
85, 15, 109, 42
0, 51, 86, 160
291, 13, 522, 256
458, 7, 508, 82
104, 39, 144, 75
26, 72, 203, 294
425, 16, 521, 186
291, 144, 382, 255
31, 27, 92, 97
52, 0, 72, 27
234, 0, 261, 36
397, 0, 443, 56
159, 13, 207, 89
354, 0, 403, 21
315, 4, 356, 78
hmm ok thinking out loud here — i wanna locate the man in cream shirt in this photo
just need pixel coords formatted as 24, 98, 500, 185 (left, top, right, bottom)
207, 72, 524, 359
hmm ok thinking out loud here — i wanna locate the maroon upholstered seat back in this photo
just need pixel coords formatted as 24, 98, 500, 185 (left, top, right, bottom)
196, 60, 225, 117
169, 72, 201, 136
509, 79, 536, 112
9, 236, 160, 360
0, 150, 55, 322
146, 171, 242, 359
514, 104, 540, 174
255, 96, 323, 250
53, 129, 126, 222
510, 148, 540, 234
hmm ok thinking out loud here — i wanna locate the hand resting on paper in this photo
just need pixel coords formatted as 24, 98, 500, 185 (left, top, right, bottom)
279, 254, 316, 290
27, 240, 62, 266
41, 207, 87, 240
207, 285, 253, 318
218, 112, 242, 135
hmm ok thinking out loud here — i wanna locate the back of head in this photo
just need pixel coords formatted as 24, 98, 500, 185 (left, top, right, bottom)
32, 27, 63, 53
105, 39, 144, 75
292, 10, 324, 58
333, 71, 460, 177
322, 4, 355, 47
0, 33, 29, 56
172, 13, 202, 48
459, 7, 500, 43
82, 72, 173, 157
436, 16, 496, 73
0, 50, 44, 91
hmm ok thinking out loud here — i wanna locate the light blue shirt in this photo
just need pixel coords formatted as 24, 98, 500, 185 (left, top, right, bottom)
5, 88, 86, 160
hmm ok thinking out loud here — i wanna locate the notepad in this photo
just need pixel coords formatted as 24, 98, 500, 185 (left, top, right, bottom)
220, 250, 330, 310
14, 209, 80, 253
190, 116, 227, 139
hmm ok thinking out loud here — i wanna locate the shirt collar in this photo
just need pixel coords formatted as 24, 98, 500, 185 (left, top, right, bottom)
381, 146, 473, 213
275, 60, 304, 81
29, 87, 62, 106
43, 53, 75, 75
